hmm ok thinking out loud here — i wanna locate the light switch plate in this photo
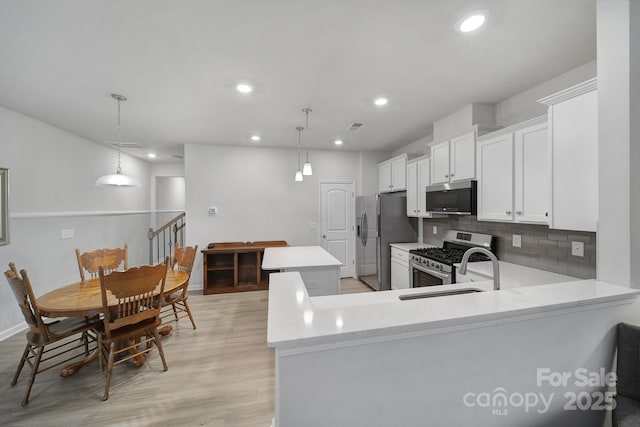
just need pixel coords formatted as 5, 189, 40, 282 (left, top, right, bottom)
61, 229, 75, 239
208, 207, 218, 215
571, 241, 584, 257
432, 226, 437, 235
309, 222, 318, 230
512, 234, 522, 248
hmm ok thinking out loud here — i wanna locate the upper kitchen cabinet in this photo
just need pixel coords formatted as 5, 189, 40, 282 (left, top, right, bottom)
406, 156, 437, 217
378, 154, 408, 193
476, 116, 548, 224
429, 125, 501, 185
539, 78, 598, 232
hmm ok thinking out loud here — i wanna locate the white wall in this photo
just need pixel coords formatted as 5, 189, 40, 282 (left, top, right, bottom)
0, 106, 152, 338
390, 134, 432, 158
631, 0, 640, 288
184, 144, 361, 287
358, 151, 390, 196
495, 60, 597, 127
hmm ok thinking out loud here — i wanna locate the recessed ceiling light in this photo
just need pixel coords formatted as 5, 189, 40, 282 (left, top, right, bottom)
251, 135, 261, 142
236, 82, 253, 94
147, 153, 157, 158
334, 139, 343, 146
458, 10, 487, 33
374, 97, 388, 106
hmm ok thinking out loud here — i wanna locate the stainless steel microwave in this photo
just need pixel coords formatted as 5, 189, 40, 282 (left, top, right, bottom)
425, 180, 477, 215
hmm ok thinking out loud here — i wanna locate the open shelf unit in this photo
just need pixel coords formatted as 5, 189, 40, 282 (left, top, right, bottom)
201, 241, 287, 294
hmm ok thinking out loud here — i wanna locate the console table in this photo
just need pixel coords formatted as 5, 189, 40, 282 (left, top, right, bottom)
201, 241, 287, 294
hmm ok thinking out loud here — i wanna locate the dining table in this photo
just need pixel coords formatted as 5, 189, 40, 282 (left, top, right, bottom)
37, 269, 189, 376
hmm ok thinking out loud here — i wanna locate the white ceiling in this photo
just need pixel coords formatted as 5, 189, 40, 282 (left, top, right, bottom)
0, 0, 596, 161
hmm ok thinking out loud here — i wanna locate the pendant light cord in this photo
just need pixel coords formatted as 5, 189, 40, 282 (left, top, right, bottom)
116, 97, 123, 174
303, 108, 311, 161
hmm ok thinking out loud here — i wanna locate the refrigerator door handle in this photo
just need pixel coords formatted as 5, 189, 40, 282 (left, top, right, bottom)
362, 212, 368, 246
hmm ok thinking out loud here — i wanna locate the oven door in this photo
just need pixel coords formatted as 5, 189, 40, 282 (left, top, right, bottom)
409, 262, 452, 287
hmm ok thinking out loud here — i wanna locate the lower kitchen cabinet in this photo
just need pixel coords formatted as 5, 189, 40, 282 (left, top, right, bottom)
390, 247, 410, 290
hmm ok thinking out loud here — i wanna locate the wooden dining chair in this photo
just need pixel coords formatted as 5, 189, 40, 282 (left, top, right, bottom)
4, 263, 99, 406
76, 244, 128, 281
97, 257, 169, 401
161, 244, 198, 329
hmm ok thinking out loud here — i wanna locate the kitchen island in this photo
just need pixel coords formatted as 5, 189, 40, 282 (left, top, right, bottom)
261, 246, 342, 296
268, 272, 639, 427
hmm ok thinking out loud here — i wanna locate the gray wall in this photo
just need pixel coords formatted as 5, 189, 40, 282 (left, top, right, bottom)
422, 216, 596, 279
0, 106, 153, 338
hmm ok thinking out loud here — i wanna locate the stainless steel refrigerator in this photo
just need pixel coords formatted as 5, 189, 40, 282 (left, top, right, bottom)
356, 192, 418, 291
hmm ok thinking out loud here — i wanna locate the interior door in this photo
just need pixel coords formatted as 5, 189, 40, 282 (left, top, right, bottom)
320, 182, 355, 278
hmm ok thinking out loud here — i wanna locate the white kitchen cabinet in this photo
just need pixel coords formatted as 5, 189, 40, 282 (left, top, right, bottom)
406, 156, 434, 217
538, 78, 598, 232
429, 130, 480, 184
476, 116, 548, 224
390, 247, 410, 290
430, 140, 451, 185
378, 154, 408, 193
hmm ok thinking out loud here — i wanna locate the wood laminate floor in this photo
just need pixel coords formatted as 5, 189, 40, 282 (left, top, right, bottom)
0, 278, 372, 427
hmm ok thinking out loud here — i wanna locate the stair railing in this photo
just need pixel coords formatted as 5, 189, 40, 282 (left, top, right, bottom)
148, 212, 186, 265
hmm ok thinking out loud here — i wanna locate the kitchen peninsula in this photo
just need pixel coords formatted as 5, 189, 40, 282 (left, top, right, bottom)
261, 246, 342, 296
267, 272, 639, 427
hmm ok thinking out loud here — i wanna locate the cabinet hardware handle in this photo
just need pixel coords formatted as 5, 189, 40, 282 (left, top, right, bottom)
506, 210, 512, 215
450, 173, 455, 177
322, 235, 326, 238
445, 174, 449, 178
545, 212, 549, 217
516, 211, 522, 215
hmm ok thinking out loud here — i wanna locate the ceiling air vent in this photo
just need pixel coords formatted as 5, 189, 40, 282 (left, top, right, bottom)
108, 141, 148, 149
348, 122, 364, 131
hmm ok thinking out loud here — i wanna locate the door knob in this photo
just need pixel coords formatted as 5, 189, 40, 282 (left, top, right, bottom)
506, 210, 512, 215
322, 235, 326, 238
516, 211, 522, 215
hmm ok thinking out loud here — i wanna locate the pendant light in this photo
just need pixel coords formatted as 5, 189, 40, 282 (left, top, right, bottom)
95, 94, 141, 187
302, 108, 313, 176
294, 126, 304, 182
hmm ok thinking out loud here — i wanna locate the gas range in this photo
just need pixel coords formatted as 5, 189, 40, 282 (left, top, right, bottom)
408, 230, 494, 286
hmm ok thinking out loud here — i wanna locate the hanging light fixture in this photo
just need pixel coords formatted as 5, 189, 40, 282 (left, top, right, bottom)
302, 108, 313, 176
295, 126, 304, 182
95, 94, 141, 187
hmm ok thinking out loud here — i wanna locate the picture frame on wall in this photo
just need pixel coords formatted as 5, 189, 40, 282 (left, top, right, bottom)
0, 168, 8, 245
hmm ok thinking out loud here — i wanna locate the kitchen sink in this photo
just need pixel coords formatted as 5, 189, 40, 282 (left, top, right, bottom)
399, 288, 485, 301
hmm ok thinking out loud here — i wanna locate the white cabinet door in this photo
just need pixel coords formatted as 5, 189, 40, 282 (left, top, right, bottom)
378, 161, 392, 193
514, 122, 548, 224
391, 257, 410, 290
541, 84, 598, 232
391, 156, 407, 191
417, 158, 430, 217
430, 141, 450, 184
406, 161, 418, 216
477, 133, 514, 222
449, 131, 476, 182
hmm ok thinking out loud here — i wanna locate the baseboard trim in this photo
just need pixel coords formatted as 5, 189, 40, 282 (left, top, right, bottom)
0, 322, 26, 341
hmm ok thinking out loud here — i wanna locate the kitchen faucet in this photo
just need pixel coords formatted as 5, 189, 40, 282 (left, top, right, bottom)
458, 247, 500, 290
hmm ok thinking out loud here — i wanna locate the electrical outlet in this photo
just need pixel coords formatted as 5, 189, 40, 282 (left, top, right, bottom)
512, 234, 522, 248
432, 226, 437, 235
571, 241, 584, 257
61, 229, 75, 239
208, 207, 218, 215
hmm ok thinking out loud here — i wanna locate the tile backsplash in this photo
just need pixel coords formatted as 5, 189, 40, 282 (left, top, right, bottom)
422, 216, 596, 279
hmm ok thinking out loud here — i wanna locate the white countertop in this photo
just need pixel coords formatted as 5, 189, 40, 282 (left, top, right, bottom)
389, 242, 434, 251
262, 246, 342, 270
454, 260, 579, 288
267, 272, 640, 349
